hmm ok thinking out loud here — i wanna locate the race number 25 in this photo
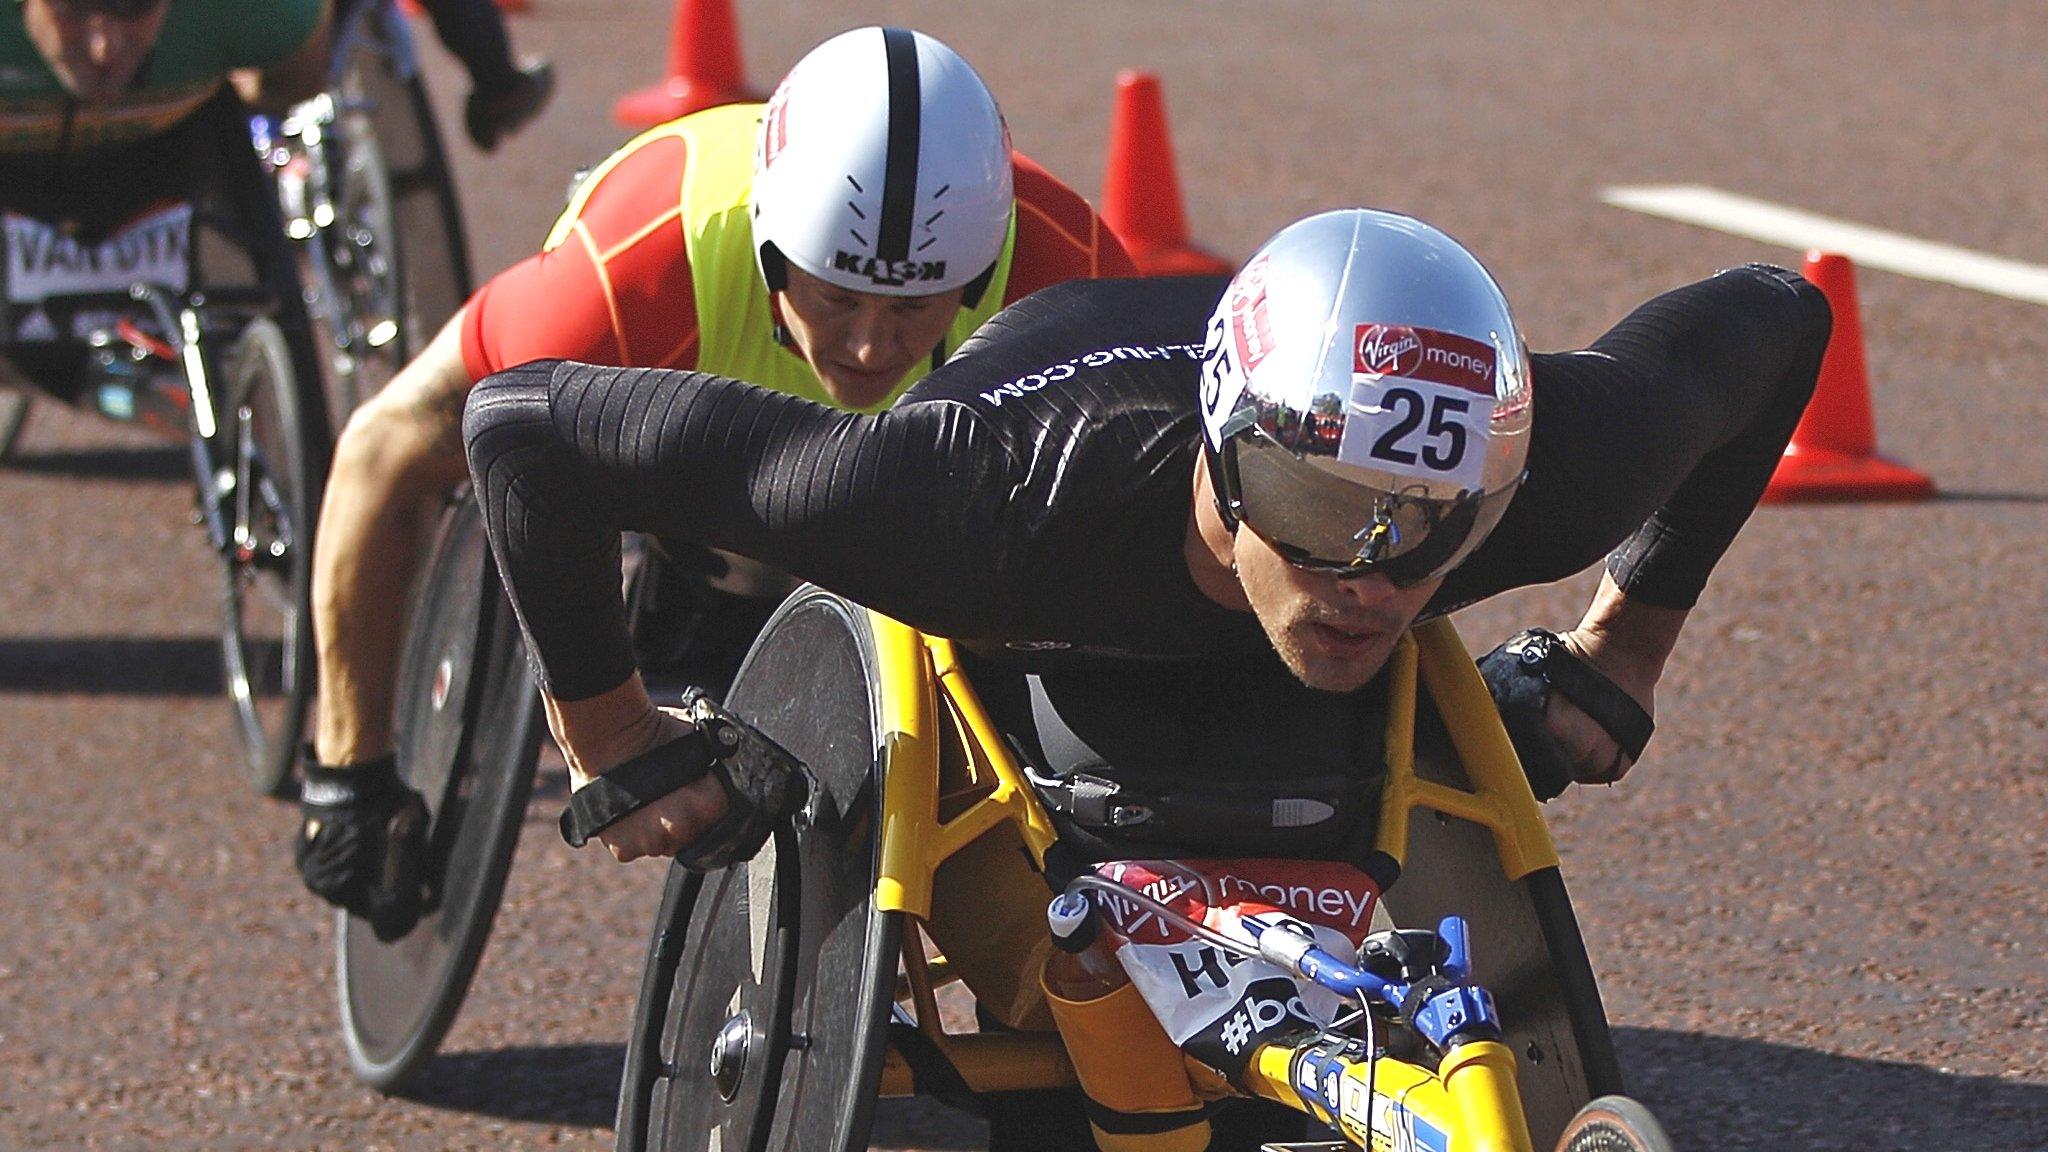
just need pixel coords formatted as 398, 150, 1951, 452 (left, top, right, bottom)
1339, 379, 1493, 489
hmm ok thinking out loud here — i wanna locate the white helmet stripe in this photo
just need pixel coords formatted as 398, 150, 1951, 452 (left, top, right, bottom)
877, 27, 922, 263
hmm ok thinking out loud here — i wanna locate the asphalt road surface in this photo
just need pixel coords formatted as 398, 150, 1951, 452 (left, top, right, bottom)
2, 2, 2043, 1149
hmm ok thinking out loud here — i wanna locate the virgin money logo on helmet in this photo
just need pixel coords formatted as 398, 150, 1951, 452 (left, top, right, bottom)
831, 251, 949, 288
1353, 324, 1497, 394
1353, 324, 1423, 380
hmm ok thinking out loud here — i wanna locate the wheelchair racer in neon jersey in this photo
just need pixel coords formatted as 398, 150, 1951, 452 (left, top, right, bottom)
297, 27, 1137, 937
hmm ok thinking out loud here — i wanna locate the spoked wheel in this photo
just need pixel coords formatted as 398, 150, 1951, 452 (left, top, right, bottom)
216, 317, 318, 797
618, 588, 899, 1152
316, 64, 407, 419
1556, 1095, 1677, 1152
337, 491, 543, 1091
356, 7, 472, 349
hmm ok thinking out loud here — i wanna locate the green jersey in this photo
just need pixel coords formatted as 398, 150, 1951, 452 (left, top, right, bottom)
0, 0, 325, 155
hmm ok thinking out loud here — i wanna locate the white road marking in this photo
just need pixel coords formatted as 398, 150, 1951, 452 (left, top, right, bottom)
1601, 184, 2048, 305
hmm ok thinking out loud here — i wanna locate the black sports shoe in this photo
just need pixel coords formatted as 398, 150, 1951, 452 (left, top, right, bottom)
465, 59, 555, 153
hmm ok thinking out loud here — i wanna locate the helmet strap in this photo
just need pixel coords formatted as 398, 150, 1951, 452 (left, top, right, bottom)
757, 242, 789, 293
1201, 439, 1243, 532
960, 262, 998, 310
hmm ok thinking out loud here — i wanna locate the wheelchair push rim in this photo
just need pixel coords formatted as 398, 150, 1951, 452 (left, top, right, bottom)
215, 316, 318, 798
618, 588, 900, 1152
1555, 1094, 1678, 1152
336, 492, 542, 1091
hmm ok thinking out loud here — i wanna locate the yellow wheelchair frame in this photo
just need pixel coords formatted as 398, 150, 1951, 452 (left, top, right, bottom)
868, 613, 1558, 1151
618, 590, 1625, 1152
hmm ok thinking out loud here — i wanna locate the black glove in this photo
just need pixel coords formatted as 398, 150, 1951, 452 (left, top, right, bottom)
558, 688, 810, 872
295, 752, 432, 942
1477, 629, 1655, 802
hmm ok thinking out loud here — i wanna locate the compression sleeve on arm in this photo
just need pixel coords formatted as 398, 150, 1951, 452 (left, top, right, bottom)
1435, 263, 1830, 613
464, 361, 1010, 700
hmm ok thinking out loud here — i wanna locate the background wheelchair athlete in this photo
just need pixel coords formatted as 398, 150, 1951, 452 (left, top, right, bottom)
460, 208, 1830, 1145
298, 25, 1136, 1091
1, 0, 344, 794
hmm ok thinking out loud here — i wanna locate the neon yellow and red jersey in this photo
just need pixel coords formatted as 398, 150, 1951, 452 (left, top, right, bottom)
0, 0, 327, 155
461, 101, 1138, 412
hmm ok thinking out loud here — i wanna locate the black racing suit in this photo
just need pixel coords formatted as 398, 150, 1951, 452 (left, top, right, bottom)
465, 266, 1827, 1149
466, 264, 1826, 698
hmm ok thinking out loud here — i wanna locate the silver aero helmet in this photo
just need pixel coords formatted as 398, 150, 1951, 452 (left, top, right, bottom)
751, 27, 1013, 307
1200, 209, 1533, 586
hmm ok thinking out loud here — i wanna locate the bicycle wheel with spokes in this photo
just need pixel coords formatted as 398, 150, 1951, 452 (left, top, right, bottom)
216, 316, 317, 797
1556, 1095, 1677, 1152
337, 492, 543, 1091
618, 588, 899, 1152
357, 8, 471, 343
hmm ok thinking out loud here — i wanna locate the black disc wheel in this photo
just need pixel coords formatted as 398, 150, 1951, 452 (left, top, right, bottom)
1556, 1095, 1677, 1152
216, 317, 318, 797
336, 492, 543, 1091
618, 588, 899, 1152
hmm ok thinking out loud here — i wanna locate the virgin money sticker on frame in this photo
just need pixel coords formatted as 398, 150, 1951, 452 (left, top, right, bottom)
1339, 323, 1497, 491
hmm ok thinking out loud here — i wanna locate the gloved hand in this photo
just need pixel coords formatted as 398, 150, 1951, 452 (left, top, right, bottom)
295, 752, 432, 942
1478, 628, 1656, 801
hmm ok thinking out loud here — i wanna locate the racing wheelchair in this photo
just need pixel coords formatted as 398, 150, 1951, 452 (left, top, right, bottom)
607, 588, 1679, 1152
0, 87, 335, 796
0, 0, 470, 796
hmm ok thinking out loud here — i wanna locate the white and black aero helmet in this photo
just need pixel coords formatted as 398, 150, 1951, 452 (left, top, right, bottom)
1200, 209, 1533, 585
751, 27, 1013, 307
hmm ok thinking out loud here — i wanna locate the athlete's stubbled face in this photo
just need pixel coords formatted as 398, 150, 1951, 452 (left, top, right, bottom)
1233, 527, 1442, 692
24, 0, 172, 105
777, 266, 964, 410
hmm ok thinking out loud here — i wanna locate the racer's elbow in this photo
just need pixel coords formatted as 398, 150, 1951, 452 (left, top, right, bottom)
1733, 262, 1832, 414
463, 360, 578, 535
464, 361, 563, 480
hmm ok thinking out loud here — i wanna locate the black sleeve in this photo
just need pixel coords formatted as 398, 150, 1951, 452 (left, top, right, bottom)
1431, 263, 1831, 614
464, 362, 1013, 700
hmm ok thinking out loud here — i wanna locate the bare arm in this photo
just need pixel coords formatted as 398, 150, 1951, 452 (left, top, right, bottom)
311, 312, 478, 765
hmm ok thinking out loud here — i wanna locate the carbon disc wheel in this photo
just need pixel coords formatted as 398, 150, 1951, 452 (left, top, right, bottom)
1555, 1095, 1677, 1152
216, 317, 316, 797
336, 492, 542, 1091
618, 588, 899, 1152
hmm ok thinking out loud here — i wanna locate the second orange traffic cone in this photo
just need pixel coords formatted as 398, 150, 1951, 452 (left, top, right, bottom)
1101, 71, 1233, 278
1762, 251, 1934, 503
613, 0, 763, 129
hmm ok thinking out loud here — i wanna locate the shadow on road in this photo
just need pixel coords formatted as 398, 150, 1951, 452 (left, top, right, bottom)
402, 1043, 621, 1128
0, 636, 232, 695
382, 1027, 2048, 1149
1935, 488, 2048, 504
1, 444, 187, 481
1619, 1027, 2046, 1149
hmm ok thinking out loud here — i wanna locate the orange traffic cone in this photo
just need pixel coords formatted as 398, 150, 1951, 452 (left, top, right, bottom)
612, 0, 763, 129
1762, 252, 1934, 503
1101, 71, 1233, 278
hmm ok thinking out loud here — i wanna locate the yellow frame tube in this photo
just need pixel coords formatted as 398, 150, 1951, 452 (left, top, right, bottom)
1373, 619, 1559, 881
